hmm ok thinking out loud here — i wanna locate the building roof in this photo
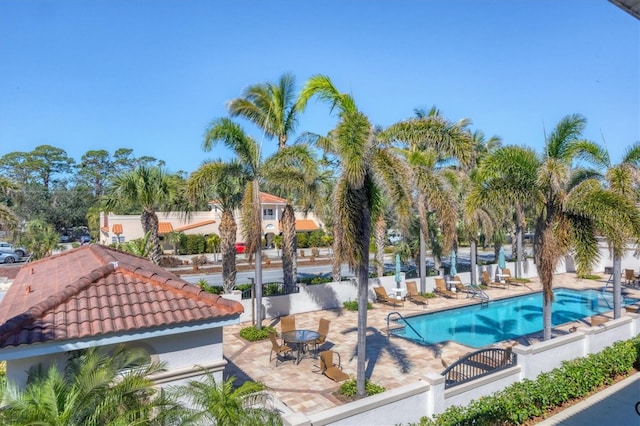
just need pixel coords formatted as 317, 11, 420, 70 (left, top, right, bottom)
279, 219, 320, 232
0, 245, 243, 349
609, 0, 640, 19
174, 219, 216, 232
259, 192, 287, 204
112, 224, 123, 234
158, 222, 174, 234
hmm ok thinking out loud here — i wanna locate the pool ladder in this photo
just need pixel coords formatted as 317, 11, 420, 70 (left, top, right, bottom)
387, 312, 425, 343
468, 284, 490, 304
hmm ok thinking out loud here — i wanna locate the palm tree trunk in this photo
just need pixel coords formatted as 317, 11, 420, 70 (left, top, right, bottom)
331, 223, 343, 282
252, 180, 263, 329
515, 204, 525, 278
613, 254, 622, 319
374, 215, 386, 277
470, 238, 478, 286
281, 204, 297, 293
142, 209, 162, 265
220, 210, 238, 294
543, 297, 553, 340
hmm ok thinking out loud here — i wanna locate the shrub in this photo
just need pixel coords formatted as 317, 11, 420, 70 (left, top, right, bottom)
338, 379, 386, 397
577, 273, 601, 280
198, 279, 223, 295
343, 300, 373, 311
158, 256, 182, 267
296, 232, 309, 248
239, 325, 276, 342
182, 234, 206, 254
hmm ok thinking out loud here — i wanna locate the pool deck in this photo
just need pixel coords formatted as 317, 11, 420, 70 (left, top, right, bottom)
222, 273, 640, 416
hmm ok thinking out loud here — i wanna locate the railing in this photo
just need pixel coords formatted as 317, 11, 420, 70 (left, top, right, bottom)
240, 281, 299, 300
441, 347, 517, 389
387, 311, 425, 343
467, 284, 490, 303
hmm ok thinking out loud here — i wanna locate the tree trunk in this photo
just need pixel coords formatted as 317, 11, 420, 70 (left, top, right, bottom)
253, 181, 263, 329
543, 296, 553, 341
331, 223, 342, 282
470, 238, 478, 286
220, 210, 238, 294
142, 209, 162, 265
515, 204, 525, 278
613, 253, 622, 319
374, 215, 386, 278
281, 204, 297, 293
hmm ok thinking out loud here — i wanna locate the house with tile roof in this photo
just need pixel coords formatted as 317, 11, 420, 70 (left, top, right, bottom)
0, 244, 243, 389
100, 192, 324, 249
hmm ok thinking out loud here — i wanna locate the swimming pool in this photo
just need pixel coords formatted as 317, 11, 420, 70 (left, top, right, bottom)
392, 288, 639, 348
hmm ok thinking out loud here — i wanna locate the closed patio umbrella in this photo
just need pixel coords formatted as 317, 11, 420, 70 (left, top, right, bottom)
449, 250, 457, 277
395, 254, 402, 290
498, 246, 506, 271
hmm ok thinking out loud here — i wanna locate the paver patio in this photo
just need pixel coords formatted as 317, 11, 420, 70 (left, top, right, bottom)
223, 273, 640, 416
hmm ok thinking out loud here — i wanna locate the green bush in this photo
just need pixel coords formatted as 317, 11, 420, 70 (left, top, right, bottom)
296, 232, 309, 248
338, 379, 386, 397
343, 300, 373, 311
198, 279, 223, 295
239, 325, 276, 342
308, 230, 325, 248
420, 335, 640, 425
181, 234, 206, 254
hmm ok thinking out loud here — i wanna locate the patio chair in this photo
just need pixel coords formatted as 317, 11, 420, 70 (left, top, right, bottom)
452, 275, 469, 295
374, 286, 404, 307
406, 281, 429, 306
319, 350, 350, 382
434, 277, 457, 299
481, 270, 492, 287
280, 315, 296, 335
314, 318, 331, 352
624, 269, 636, 286
268, 330, 293, 366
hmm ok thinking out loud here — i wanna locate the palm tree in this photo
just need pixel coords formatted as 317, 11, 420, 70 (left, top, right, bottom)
202, 118, 265, 328
0, 176, 19, 233
187, 160, 246, 294
227, 73, 304, 292
476, 145, 540, 279
380, 108, 474, 292
18, 219, 59, 260
0, 345, 176, 425
103, 165, 179, 265
600, 142, 640, 318
298, 75, 411, 397
175, 372, 281, 426
532, 114, 640, 339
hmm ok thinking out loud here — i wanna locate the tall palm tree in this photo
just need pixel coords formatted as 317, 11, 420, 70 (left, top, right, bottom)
203, 118, 265, 328
600, 142, 640, 318
175, 372, 281, 425
532, 114, 640, 340
0, 345, 175, 425
104, 166, 179, 265
187, 160, 246, 294
298, 75, 410, 397
228, 73, 303, 291
476, 145, 540, 279
380, 108, 474, 292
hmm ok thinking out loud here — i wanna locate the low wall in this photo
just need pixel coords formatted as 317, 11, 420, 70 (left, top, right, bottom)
283, 312, 640, 426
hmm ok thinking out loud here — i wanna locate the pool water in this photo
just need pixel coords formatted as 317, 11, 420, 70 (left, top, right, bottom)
392, 288, 639, 348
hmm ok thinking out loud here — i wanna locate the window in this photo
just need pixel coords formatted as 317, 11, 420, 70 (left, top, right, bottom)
263, 208, 275, 219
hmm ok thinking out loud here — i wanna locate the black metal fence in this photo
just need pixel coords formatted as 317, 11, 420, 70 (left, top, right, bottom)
441, 347, 517, 389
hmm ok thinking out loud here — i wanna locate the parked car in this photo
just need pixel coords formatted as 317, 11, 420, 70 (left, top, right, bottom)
0, 252, 18, 264
0, 242, 27, 258
80, 235, 91, 244
235, 242, 247, 254
59, 235, 71, 243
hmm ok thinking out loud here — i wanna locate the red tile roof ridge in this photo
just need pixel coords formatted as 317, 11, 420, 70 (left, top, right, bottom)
0, 263, 116, 346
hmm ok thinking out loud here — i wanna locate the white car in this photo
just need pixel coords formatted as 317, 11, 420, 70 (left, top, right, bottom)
0, 251, 19, 264
0, 242, 27, 258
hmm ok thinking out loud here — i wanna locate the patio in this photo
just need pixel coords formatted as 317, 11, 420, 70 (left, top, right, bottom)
222, 273, 640, 416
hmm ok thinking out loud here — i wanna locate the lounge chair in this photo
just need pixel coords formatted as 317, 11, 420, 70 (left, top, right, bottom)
374, 286, 404, 307
314, 318, 331, 352
434, 277, 457, 299
481, 270, 492, 287
484, 270, 507, 289
624, 269, 636, 286
319, 350, 350, 382
452, 275, 469, 295
268, 330, 293, 366
406, 281, 429, 306
280, 315, 296, 335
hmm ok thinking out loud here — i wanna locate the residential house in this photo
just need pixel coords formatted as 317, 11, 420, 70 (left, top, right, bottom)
100, 192, 324, 249
0, 244, 243, 389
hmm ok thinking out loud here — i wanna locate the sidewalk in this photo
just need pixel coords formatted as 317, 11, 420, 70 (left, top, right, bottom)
537, 372, 640, 425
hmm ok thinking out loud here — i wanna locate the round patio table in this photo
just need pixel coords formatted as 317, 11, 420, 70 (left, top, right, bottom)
282, 329, 320, 364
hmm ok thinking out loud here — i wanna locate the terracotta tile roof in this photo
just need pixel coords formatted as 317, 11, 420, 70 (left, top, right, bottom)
0, 245, 243, 349
112, 224, 123, 234
259, 192, 287, 204
174, 220, 216, 232
158, 222, 174, 234
279, 219, 320, 232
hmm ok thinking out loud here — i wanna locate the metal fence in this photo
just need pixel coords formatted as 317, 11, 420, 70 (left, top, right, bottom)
240, 281, 300, 300
441, 347, 517, 389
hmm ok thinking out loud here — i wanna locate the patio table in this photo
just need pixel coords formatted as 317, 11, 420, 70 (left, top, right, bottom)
282, 329, 320, 364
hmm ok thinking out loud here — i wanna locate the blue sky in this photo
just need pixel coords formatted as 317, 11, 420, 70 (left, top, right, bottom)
1, 1, 638, 175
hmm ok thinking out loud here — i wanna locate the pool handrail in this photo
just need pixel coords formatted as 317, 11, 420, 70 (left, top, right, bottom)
387, 311, 425, 343
468, 283, 490, 302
